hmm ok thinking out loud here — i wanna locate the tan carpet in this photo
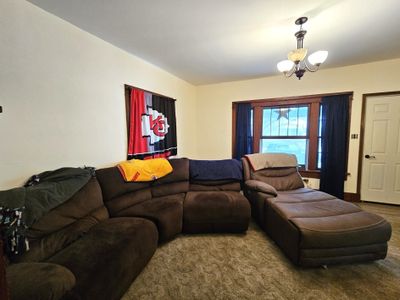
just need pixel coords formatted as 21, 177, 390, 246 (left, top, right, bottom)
122, 202, 400, 300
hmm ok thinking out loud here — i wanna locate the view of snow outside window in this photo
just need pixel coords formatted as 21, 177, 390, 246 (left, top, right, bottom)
260, 106, 308, 166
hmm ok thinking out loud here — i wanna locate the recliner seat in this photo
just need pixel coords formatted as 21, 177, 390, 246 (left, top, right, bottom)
242, 154, 392, 267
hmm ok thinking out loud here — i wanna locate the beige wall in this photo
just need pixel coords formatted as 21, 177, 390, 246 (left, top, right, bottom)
196, 58, 400, 193
2, 1, 400, 194
0, 0, 197, 189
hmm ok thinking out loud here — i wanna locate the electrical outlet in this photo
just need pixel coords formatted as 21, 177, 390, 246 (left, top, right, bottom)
351, 133, 358, 139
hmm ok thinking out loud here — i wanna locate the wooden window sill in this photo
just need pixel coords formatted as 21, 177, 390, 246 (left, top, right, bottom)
300, 170, 320, 179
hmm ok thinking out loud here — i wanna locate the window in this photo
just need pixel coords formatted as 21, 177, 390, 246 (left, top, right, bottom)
232, 93, 351, 178
260, 106, 309, 167
317, 105, 323, 169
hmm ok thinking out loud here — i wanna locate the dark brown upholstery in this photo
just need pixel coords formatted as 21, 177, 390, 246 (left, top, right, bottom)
96, 158, 189, 242
6, 262, 76, 300
96, 158, 250, 239
184, 190, 250, 233
114, 194, 184, 242
6, 157, 251, 299
6, 178, 159, 300
242, 156, 392, 267
15, 178, 109, 263
48, 217, 157, 300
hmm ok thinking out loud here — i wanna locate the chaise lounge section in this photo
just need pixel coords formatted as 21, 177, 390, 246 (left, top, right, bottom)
242, 153, 392, 267
5, 177, 158, 300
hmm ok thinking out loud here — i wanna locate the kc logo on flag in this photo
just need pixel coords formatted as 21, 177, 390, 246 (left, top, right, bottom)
142, 108, 170, 144
127, 87, 177, 159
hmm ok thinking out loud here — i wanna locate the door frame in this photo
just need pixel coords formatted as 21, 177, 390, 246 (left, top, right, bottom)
357, 90, 400, 200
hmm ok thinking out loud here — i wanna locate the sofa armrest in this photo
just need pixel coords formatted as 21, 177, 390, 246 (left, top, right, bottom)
245, 180, 277, 197
6, 262, 76, 300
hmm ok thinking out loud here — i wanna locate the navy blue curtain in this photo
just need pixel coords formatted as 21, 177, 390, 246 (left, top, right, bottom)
234, 103, 253, 160
320, 94, 350, 199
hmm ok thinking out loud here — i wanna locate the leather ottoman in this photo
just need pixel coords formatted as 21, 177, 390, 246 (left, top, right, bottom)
265, 189, 392, 266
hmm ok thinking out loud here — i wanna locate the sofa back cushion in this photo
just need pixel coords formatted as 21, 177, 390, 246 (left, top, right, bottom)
242, 158, 304, 191
96, 158, 189, 216
151, 158, 189, 197
96, 167, 151, 201
15, 178, 108, 263
189, 180, 241, 192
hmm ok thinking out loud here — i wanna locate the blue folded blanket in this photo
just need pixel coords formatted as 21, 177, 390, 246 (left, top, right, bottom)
189, 159, 243, 181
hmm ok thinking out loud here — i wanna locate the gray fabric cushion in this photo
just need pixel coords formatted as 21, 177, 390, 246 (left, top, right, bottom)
7, 262, 76, 300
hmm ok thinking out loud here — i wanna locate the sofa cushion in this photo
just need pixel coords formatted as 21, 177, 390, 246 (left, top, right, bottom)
244, 180, 278, 196
153, 158, 189, 185
251, 167, 304, 191
113, 194, 184, 243
190, 180, 241, 192
265, 188, 392, 265
105, 188, 152, 216
291, 211, 392, 248
96, 167, 150, 201
151, 181, 189, 198
47, 217, 158, 300
15, 178, 108, 263
275, 189, 336, 203
7, 262, 76, 300
183, 191, 250, 233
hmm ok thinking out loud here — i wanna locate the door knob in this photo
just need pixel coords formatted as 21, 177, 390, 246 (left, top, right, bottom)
365, 154, 376, 159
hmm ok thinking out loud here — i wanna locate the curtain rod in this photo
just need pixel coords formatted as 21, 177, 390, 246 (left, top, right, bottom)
124, 84, 176, 101
232, 91, 353, 104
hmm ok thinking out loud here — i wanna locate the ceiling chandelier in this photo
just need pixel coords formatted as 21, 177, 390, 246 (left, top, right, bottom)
277, 17, 328, 80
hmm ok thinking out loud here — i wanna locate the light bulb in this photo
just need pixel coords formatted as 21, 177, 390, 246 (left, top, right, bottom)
308, 50, 328, 65
277, 60, 294, 73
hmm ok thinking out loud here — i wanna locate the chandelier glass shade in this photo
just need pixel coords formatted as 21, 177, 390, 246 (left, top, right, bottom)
277, 17, 328, 79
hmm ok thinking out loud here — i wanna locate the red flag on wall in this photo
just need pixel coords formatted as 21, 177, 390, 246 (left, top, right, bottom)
127, 87, 177, 159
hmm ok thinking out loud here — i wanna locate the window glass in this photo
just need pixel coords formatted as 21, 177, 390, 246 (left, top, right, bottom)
262, 106, 309, 137
317, 137, 322, 168
260, 138, 307, 165
250, 108, 254, 136
297, 106, 308, 136
262, 108, 271, 136
270, 108, 280, 136
261, 105, 309, 166
288, 107, 298, 135
317, 105, 323, 168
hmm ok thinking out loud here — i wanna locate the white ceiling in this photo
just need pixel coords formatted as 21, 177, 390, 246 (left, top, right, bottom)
27, 0, 400, 85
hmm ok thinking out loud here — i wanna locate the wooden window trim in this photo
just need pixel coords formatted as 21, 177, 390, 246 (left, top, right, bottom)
253, 99, 320, 171
299, 169, 321, 179
232, 92, 353, 180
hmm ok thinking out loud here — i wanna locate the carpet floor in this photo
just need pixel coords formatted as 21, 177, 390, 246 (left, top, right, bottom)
122, 202, 400, 300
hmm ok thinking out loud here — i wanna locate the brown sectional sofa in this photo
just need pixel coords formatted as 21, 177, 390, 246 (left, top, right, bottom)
6, 178, 158, 300
4, 158, 250, 299
3, 155, 392, 299
242, 154, 392, 267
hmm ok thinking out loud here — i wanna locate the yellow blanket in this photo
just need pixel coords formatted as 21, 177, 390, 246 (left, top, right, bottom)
117, 158, 173, 182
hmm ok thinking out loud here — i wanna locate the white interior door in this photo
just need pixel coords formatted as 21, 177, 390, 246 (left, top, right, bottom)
361, 94, 400, 205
